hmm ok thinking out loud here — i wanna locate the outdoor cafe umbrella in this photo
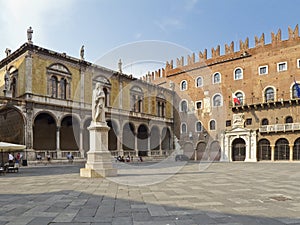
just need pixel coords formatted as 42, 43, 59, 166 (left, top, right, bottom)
0, 142, 26, 165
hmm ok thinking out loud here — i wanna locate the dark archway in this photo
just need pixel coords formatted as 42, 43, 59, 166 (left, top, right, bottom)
33, 113, 56, 150
83, 118, 91, 158
275, 138, 289, 160
257, 139, 271, 161
60, 116, 80, 150
161, 127, 171, 154
107, 120, 118, 151
137, 124, 149, 156
196, 141, 207, 160
232, 138, 246, 161
150, 126, 160, 151
122, 122, 135, 151
183, 142, 194, 159
293, 138, 300, 160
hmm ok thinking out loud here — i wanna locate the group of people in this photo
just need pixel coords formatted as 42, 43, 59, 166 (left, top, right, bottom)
116, 155, 143, 163
8, 152, 23, 166
36, 152, 51, 162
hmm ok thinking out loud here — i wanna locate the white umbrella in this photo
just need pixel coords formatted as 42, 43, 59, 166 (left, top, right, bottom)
0, 142, 26, 151
0, 142, 26, 165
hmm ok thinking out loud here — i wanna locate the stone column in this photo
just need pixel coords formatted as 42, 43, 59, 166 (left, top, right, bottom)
135, 134, 138, 156
56, 126, 61, 158
271, 145, 275, 161
79, 128, 84, 158
289, 144, 294, 161
80, 69, 85, 105
25, 53, 32, 97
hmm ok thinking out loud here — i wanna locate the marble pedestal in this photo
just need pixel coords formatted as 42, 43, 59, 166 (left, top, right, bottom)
80, 122, 117, 178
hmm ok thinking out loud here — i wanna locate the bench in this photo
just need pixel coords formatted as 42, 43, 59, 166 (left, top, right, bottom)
6, 162, 19, 173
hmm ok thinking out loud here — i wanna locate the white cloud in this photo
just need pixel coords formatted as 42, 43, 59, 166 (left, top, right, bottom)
155, 18, 184, 33
0, 0, 74, 57
184, 0, 199, 11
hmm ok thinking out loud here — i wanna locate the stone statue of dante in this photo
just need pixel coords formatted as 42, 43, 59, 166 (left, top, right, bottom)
92, 83, 105, 123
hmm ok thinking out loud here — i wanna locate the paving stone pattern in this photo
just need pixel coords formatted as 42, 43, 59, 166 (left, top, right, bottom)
0, 162, 300, 224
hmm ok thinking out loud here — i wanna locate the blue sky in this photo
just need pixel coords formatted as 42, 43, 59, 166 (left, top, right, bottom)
0, 0, 300, 77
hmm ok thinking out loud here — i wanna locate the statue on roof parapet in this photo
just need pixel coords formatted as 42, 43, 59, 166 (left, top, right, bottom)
27, 26, 33, 44
80, 45, 85, 60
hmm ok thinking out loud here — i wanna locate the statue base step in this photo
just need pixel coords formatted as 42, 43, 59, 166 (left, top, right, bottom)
80, 151, 117, 178
80, 167, 117, 178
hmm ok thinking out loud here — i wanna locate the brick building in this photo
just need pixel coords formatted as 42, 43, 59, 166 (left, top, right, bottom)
0, 32, 174, 161
144, 25, 300, 162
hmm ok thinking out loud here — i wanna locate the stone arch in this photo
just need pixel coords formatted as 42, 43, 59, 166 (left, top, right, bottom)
257, 139, 271, 161
137, 124, 149, 156
107, 119, 119, 151
33, 112, 56, 150
83, 118, 92, 157
60, 115, 80, 150
293, 138, 300, 160
161, 127, 171, 153
182, 142, 194, 159
122, 122, 135, 151
275, 138, 289, 160
0, 106, 25, 144
150, 126, 160, 151
196, 141, 207, 160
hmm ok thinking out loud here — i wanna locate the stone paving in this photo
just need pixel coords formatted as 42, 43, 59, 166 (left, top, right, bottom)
0, 162, 300, 225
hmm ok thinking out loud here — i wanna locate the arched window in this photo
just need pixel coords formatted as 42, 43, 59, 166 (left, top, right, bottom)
60, 78, 67, 99
47, 63, 71, 99
195, 77, 203, 87
234, 68, 243, 80
265, 87, 275, 102
157, 94, 166, 117
209, 120, 216, 130
261, 118, 269, 125
213, 94, 222, 107
51, 76, 58, 98
180, 80, 187, 91
235, 92, 244, 105
10, 77, 17, 98
196, 121, 202, 132
180, 100, 188, 112
130, 86, 143, 113
292, 82, 300, 98
181, 123, 187, 134
285, 116, 293, 123
213, 72, 221, 84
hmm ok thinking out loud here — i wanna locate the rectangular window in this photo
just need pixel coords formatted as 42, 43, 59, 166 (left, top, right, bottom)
297, 59, 300, 68
258, 65, 268, 75
226, 120, 231, 127
195, 101, 202, 109
277, 62, 287, 72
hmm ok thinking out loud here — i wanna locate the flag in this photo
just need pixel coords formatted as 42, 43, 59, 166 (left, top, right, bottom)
294, 79, 300, 98
232, 93, 241, 105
